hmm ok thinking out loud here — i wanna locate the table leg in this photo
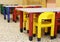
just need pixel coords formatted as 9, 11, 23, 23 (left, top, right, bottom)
13, 9, 17, 22
6, 7, 10, 22
3, 7, 6, 20
54, 12, 57, 38
20, 11, 23, 32
29, 13, 33, 41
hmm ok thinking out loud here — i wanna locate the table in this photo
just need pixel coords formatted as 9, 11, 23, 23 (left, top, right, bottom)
16, 8, 60, 41
3, 5, 42, 22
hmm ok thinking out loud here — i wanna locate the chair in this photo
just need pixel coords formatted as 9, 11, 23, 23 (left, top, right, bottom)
54, 12, 60, 37
13, 6, 23, 22
13, 6, 41, 33
25, 6, 42, 34
26, 6, 42, 41
3, 6, 11, 22
3, 5, 15, 22
0, 4, 4, 14
37, 12, 55, 41
13, 6, 23, 32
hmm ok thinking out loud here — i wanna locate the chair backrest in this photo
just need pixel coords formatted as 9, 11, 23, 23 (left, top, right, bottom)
38, 12, 55, 24
55, 12, 60, 31
55, 12, 60, 24
15, 6, 23, 8
56, 12, 60, 18
24, 6, 42, 8
39, 12, 55, 19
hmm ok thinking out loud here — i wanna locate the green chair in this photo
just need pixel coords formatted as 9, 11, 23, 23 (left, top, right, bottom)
1, 4, 4, 14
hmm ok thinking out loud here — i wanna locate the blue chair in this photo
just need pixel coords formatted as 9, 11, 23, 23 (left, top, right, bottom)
3, 7, 10, 22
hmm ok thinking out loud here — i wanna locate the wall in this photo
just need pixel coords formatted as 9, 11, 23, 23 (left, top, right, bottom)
1, 0, 59, 8
26, 0, 41, 5
0, 0, 23, 4
56, 0, 60, 7
47, 0, 56, 8
0, 0, 44, 5
23, 0, 47, 7
47, 0, 55, 3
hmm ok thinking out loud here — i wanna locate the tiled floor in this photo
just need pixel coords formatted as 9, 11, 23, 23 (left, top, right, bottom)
0, 14, 60, 42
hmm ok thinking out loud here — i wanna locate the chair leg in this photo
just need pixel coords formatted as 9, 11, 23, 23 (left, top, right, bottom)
33, 14, 37, 37
23, 21, 26, 30
54, 25, 57, 38
33, 19, 36, 37
13, 9, 17, 22
50, 26, 55, 39
3, 7, 6, 20
26, 19, 29, 33
29, 13, 33, 41
16, 16, 19, 20
37, 27, 41, 41
23, 12, 27, 30
6, 7, 10, 23
45, 28, 48, 35
20, 11, 23, 32
24, 27, 26, 30
57, 30, 60, 33
37, 22, 41, 41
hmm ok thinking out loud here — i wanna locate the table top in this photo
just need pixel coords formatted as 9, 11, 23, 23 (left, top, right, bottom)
3, 5, 21, 7
16, 8, 60, 13
3, 5, 42, 7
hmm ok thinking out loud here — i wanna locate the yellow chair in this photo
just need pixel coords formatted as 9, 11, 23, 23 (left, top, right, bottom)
23, 5, 46, 33
33, 14, 40, 37
26, 14, 29, 33
23, 6, 33, 31
23, 6, 30, 31
23, 12, 27, 30
23, 0, 47, 32
33, 14, 37, 36
33, 0, 47, 36
37, 12, 55, 41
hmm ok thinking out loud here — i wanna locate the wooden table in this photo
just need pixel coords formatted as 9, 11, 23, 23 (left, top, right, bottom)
16, 8, 60, 41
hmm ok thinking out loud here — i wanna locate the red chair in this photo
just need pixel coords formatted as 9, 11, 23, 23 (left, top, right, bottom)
54, 12, 60, 38
13, 6, 23, 22
13, 6, 23, 32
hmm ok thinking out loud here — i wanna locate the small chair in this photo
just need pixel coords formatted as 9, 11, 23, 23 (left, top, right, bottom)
27, 6, 42, 41
0, 4, 4, 14
54, 12, 60, 37
3, 7, 10, 22
3, 5, 15, 22
23, 6, 42, 33
13, 6, 41, 33
37, 12, 55, 41
13, 6, 23, 32
13, 6, 23, 22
